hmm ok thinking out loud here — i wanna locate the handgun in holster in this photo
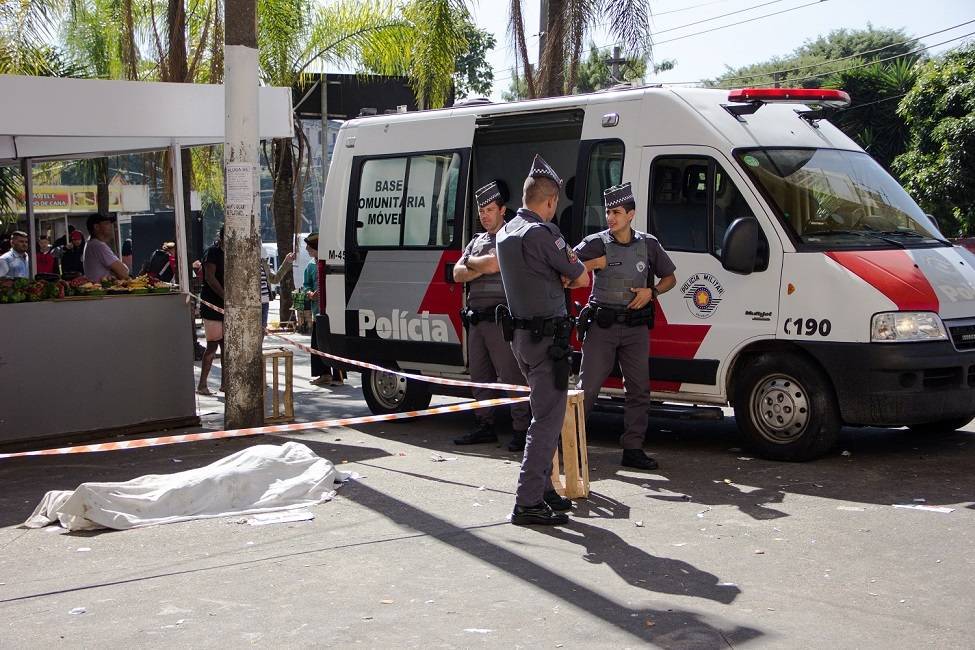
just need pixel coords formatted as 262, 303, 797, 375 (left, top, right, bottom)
548, 318, 575, 390
459, 307, 471, 329
496, 304, 515, 342
576, 304, 593, 343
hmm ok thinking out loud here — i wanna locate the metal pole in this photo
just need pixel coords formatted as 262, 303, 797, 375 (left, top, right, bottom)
224, 0, 264, 428
21, 158, 36, 277
170, 141, 190, 293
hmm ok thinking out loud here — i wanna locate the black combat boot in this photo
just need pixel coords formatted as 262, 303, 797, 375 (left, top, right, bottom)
453, 422, 497, 445
621, 448, 659, 470
508, 430, 527, 452
543, 489, 572, 512
511, 502, 569, 526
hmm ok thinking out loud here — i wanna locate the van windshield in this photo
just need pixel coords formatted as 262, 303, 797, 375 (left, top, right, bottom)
735, 148, 947, 249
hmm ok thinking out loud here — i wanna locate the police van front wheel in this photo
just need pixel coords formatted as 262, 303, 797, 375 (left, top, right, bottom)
733, 352, 841, 462
361, 367, 432, 415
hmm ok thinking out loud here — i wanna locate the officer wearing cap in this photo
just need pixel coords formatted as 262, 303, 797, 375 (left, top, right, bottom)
574, 182, 677, 470
496, 155, 589, 526
452, 181, 531, 451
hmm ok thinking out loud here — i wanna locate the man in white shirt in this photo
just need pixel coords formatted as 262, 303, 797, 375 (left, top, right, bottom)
0, 231, 29, 278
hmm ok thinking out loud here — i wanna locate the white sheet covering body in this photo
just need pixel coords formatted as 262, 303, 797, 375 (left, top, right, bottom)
25, 442, 345, 531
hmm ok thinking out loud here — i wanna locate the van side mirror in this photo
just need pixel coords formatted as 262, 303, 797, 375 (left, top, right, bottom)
721, 217, 759, 274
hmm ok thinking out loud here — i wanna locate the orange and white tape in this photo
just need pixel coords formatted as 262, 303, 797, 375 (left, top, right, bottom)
0, 395, 529, 459
191, 294, 531, 393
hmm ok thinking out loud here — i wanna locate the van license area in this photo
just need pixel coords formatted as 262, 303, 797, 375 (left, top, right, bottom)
784, 317, 832, 337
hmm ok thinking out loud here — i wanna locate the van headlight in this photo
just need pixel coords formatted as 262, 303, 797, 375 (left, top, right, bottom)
871, 312, 947, 342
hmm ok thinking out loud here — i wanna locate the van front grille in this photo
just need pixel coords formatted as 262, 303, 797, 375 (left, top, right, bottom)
946, 319, 975, 351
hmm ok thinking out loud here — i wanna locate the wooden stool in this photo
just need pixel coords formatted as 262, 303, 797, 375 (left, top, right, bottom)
551, 389, 590, 499
263, 348, 294, 424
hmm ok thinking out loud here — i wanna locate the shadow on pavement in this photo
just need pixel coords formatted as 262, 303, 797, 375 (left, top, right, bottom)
340, 479, 763, 647
534, 519, 741, 604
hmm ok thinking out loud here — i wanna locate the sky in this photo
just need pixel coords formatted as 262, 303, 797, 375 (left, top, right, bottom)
470, 0, 975, 100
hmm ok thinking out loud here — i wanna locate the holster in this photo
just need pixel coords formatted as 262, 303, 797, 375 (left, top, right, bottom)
547, 318, 574, 391
496, 304, 515, 342
577, 305, 593, 343
459, 307, 471, 329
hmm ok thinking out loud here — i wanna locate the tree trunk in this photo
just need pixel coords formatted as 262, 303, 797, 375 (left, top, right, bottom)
271, 137, 296, 322
540, 0, 566, 97
223, 0, 264, 428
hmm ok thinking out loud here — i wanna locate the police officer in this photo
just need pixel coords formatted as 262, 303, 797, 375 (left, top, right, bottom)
497, 155, 589, 526
452, 181, 531, 451
574, 182, 677, 470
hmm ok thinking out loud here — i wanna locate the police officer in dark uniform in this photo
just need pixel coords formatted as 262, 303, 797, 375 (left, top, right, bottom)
574, 182, 677, 470
452, 181, 531, 451
497, 155, 589, 526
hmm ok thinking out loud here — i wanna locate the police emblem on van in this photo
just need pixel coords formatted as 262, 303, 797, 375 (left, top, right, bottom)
681, 273, 724, 319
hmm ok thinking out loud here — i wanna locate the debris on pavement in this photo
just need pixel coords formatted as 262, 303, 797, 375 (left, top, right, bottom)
837, 506, 865, 512
247, 510, 315, 526
76, 547, 91, 552
463, 629, 493, 634
634, 520, 644, 527
69, 607, 86, 615
380, 599, 394, 604
893, 504, 954, 513
430, 453, 457, 462
841, 450, 852, 456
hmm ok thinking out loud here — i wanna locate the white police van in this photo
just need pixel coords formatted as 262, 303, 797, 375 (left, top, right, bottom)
315, 85, 975, 460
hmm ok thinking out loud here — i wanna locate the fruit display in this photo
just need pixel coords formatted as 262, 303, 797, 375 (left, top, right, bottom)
0, 274, 175, 303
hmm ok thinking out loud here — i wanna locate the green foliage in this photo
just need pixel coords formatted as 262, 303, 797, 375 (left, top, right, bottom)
573, 43, 646, 93
453, 21, 494, 99
893, 43, 975, 235
802, 26, 919, 62
501, 70, 528, 102
827, 59, 917, 170
706, 26, 917, 89
509, 0, 652, 98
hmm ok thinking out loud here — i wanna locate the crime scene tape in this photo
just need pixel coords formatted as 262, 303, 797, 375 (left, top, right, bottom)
0, 395, 530, 459
189, 294, 531, 393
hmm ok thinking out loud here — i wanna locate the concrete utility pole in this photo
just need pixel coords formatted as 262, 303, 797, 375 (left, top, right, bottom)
223, 0, 264, 428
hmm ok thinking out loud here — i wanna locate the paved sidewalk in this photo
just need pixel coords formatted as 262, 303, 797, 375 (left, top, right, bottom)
1, 321, 973, 648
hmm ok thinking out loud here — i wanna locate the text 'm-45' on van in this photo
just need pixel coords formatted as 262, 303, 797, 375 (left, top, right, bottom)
314, 85, 975, 461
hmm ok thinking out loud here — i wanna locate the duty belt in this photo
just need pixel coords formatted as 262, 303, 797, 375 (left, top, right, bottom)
589, 303, 655, 328
460, 306, 500, 326
512, 315, 571, 337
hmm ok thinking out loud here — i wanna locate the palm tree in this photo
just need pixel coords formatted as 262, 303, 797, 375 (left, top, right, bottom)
259, 0, 468, 319
508, 0, 652, 98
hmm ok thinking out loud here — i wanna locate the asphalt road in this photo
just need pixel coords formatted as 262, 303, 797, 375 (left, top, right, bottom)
1, 334, 973, 648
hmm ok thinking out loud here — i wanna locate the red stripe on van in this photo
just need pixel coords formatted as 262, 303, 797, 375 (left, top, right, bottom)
826, 250, 939, 312
651, 303, 711, 393
416, 249, 464, 338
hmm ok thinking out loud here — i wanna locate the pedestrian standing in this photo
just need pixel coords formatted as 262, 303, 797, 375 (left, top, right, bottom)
452, 181, 531, 451
36, 236, 57, 275
197, 228, 225, 396
0, 231, 29, 278
574, 182, 677, 470
496, 155, 589, 526
304, 233, 344, 386
260, 251, 293, 330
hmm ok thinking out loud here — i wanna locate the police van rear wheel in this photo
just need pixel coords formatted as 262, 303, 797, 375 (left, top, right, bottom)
733, 352, 840, 462
362, 367, 432, 415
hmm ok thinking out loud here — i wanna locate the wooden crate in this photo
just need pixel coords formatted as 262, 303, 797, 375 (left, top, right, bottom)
263, 348, 294, 424
550, 390, 590, 499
